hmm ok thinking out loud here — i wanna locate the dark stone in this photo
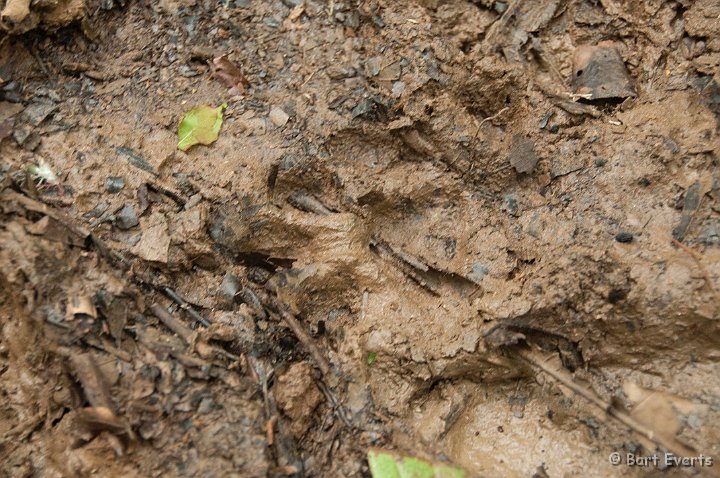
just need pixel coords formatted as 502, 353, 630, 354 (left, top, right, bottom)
501, 193, 519, 216
571, 44, 636, 101
608, 289, 627, 303
105, 176, 125, 193
615, 231, 633, 243
247, 267, 271, 284
508, 135, 539, 174
116, 204, 139, 230
218, 272, 241, 308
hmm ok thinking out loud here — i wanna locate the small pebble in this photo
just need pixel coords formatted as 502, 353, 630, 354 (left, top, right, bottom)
218, 272, 241, 306
105, 176, 125, 193
269, 106, 289, 127
116, 204, 139, 230
615, 231, 634, 243
197, 397, 214, 414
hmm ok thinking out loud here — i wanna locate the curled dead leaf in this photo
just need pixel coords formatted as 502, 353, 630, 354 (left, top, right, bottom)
66, 294, 97, 321
210, 55, 250, 96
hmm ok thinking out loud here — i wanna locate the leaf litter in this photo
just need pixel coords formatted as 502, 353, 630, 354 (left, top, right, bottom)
177, 103, 227, 151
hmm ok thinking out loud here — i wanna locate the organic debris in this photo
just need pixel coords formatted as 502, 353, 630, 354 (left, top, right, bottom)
0, 101, 23, 140
210, 55, 250, 96
177, 103, 227, 151
25, 157, 58, 186
367, 449, 466, 478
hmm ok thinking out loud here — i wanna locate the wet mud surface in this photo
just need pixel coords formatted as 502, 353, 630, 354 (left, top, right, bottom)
1, 0, 719, 476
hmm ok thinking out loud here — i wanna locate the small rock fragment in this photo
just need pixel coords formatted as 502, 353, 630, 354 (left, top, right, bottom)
615, 231, 634, 243
468, 263, 489, 284
508, 135, 539, 174
218, 272, 241, 308
115, 204, 139, 230
215, 309, 256, 349
12, 125, 31, 145
268, 106, 289, 127
105, 176, 125, 193
21, 101, 58, 126
571, 42, 636, 101
326, 65, 357, 80
197, 397, 214, 414
131, 214, 170, 263
275, 362, 324, 439
672, 181, 702, 241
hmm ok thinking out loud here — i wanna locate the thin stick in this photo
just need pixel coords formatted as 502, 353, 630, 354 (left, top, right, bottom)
276, 305, 330, 376
449, 107, 509, 170
516, 348, 698, 459
162, 286, 211, 327
672, 239, 718, 297
150, 303, 194, 343
2, 190, 90, 238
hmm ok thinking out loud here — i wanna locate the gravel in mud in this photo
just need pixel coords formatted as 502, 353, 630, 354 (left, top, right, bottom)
1, 0, 719, 477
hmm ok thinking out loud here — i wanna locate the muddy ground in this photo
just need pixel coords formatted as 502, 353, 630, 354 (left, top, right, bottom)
0, 0, 719, 476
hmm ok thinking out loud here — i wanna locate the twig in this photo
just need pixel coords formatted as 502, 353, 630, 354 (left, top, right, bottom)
317, 379, 351, 427
161, 286, 211, 327
275, 304, 330, 376
671, 239, 719, 297
515, 348, 697, 459
482, 0, 520, 50
150, 303, 238, 361
449, 107, 509, 170
301, 67, 320, 87
5, 190, 216, 333
150, 303, 194, 343
2, 190, 90, 238
288, 191, 333, 215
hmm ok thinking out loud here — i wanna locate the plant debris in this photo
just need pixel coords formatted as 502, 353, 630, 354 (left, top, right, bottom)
177, 103, 227, 151
210, 55, 250, 96
367, 449, 466, 478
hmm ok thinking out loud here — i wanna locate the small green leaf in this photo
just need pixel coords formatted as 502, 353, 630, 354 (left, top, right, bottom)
367, 352, 377, 365
368, 449, 466, 478
177, 103, 227, 151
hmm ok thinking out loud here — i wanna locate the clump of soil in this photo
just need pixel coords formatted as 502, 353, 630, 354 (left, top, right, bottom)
1, 0, 719, 476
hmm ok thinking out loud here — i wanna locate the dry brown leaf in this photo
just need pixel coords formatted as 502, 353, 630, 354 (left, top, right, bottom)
210, 55, 250, 96
623, 382, 706, 450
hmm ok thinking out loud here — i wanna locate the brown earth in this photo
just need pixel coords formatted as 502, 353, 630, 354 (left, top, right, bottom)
1, 0, 719, 477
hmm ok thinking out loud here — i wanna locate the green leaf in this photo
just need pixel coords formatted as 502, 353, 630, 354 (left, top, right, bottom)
368, 449, 466, 478
367, 352, 377, 365
177, 103, 227, 151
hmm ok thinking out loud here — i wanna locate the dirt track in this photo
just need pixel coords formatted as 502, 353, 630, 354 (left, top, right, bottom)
1, 0, 719, 476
